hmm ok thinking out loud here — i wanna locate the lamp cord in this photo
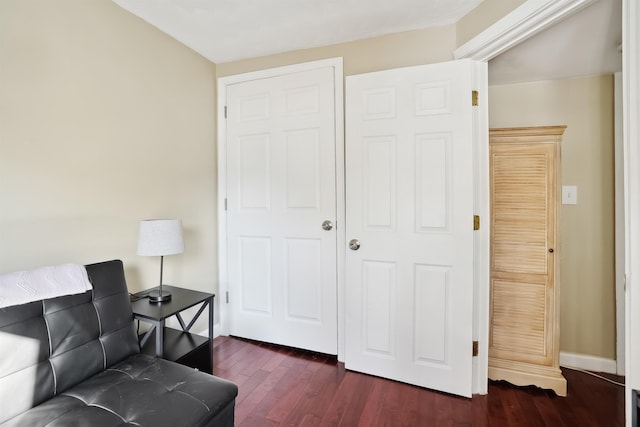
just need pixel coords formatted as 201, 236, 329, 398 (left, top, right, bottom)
564, 366, 625, 387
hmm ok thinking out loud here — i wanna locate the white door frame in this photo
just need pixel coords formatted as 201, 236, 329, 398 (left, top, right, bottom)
454, 0, 599, 395
216, 57, 346, 357
623, 0, 640, 424
459, 1, 639, 415
614, 71, 625, 376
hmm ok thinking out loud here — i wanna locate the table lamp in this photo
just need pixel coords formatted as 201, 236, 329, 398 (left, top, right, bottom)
137, 219, 184, 303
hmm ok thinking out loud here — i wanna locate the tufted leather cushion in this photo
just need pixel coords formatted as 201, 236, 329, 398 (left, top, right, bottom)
0, 260, 237, 426
0, 260, 139, 423
1, 354, 237, 427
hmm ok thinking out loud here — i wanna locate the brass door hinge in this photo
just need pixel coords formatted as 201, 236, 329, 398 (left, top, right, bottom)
472, 341, 479, 357
473, 215, 480, 231
472, 90, 479, 107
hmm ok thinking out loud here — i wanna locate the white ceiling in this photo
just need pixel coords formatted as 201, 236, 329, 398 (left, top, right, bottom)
112, 0, 483, 63
112, 0, 622, 85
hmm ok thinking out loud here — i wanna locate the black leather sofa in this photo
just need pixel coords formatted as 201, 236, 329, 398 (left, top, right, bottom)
0, 260, 237, 426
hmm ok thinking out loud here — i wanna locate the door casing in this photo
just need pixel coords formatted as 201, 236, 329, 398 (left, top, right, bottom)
454, 0, 599, 394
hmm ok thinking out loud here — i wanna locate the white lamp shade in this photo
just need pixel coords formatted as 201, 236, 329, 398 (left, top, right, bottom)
137, 219, 184, 256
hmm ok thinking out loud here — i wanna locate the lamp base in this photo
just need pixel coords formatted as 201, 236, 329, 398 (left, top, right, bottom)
148, 288, 172, 303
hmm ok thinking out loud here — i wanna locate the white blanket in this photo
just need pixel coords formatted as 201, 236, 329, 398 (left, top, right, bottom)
0, 263, 92, 309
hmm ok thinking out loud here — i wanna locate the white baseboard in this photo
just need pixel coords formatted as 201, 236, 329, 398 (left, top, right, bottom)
560, 352, 618, 374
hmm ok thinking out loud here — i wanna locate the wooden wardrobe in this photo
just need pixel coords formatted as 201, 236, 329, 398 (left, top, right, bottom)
488, 126, 567, 396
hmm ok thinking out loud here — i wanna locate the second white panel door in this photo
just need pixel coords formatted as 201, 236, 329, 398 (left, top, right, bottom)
345, 59, 476, 397
225, 66, 338, 355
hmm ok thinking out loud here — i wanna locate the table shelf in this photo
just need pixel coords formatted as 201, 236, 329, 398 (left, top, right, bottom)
139, 327, 211, 373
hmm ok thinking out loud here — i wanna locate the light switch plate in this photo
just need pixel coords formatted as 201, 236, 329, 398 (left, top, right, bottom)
562, 185, 578, 205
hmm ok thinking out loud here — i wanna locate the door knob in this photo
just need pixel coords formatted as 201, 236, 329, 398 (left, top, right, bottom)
549, 248, 554, 253
322, 220, 333, 231
349, 239, 360, 251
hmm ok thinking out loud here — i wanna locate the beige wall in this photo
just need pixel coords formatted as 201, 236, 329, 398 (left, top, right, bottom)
489, 75, 616, 359
456, 0, 526, 46
0, 1, 218, 300
217, 25, 457, 77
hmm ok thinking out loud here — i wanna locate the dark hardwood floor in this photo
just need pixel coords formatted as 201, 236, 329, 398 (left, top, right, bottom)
212, 336, 625, 426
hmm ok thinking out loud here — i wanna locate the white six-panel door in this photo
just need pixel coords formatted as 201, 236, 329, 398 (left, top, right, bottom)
345, 60, 476, 397
225, 66, 338, 354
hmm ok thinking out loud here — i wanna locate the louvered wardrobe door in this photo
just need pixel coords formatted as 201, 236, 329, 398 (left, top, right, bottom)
488, 126, 566, 397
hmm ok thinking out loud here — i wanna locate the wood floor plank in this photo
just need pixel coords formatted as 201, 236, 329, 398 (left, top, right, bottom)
512, 388, 548, 427
236, 365, 294, 425
281, 360, 342, 426
433, 390, 455, 427
486, 382, 510, 426
416, 386, 438, 426
213, 337, 625, 426
531, 393, 567, 427
261, 347, 295, 373
449, 393, 472, 426
215, 342, 258, 371
265, 353, 326, 423
470, 394, 490, 427
376, 379, 405, 426
235, 345, 279, 376
497, 383, 528, 426
356, 377, 386, 427
319, 371, 365, 427
244, 353, 314, 423
397, 383, 420, 426
213, 335, 246, 362
234, 369, 270, 407
239, 414, 280, 427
